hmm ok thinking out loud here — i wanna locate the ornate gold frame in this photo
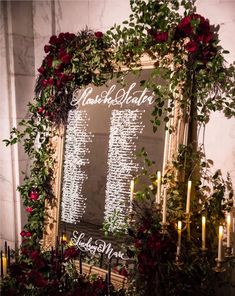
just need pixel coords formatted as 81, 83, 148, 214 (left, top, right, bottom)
42, 56, 185, 287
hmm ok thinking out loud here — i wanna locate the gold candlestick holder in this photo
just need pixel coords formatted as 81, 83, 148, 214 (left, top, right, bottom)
213, 258, 226, 273
160, 222, 169, 235
225, 246, 234, 258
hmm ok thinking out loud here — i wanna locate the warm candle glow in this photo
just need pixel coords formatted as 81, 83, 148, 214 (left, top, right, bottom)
177, 221, 182, 257
202, 216, 206, 249
218, 225, 223, 261
2, 255, 7, 276
219, 225, 223, 239
227, 213, 231, 247
186, 180, 192, 214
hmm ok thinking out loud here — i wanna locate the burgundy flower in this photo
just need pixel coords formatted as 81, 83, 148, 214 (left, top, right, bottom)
64, 32, 76, 41
26, 207, 33, 213
37, 66, 45, 75
37, 107, 44, 114
42, 77, 54, 87
153, 31, 168, 43
61, 53, 72, 64
28, 270, 47, 288
95, 31, 103, 38
185, 40, 198, 53
20, 230, 27, 237
44, 44, 51, 53
120, 266, 128, 277
26, 231, 32, 237
49, 35, 59, 45
29, 190, 39, 201
134, 239, 142, 248
63, 246, 79, 261
45, 55, 53, 67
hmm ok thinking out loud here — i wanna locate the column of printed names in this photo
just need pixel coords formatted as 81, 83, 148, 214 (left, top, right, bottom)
61, 110, 93, 224
104, 109, 145, 231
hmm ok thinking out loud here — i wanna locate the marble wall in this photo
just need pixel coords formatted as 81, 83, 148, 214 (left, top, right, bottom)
0, 0, 234, 250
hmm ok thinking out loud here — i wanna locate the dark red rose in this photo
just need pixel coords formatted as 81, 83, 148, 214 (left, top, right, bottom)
37, 66, 45, 75
63, 246, 79, 261
28, 270, 47, 288
42, 77, 54, 87
20, 230, 26, 237
120, 266, 128, 277
61, 53, 72, 64
134, 239, 142, 248
185, 40, 198, 53
95, 31, 103, 38
29, 190, 39, 200
26, 231, 32, 237
37, 107, 44, 114
49, 35, 58, 45
153, 31, 168, 43
202, 32, 213, 44
26, 207, 33, 213
64, 32, 76, 41
45, 55, 53, 67
44, 44, 51, 53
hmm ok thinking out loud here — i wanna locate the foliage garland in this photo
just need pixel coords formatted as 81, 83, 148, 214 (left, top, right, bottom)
2, 0, 235, 295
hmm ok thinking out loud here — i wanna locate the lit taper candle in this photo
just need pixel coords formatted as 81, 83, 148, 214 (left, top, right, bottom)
186, 180, 192, 214
202, 216, 206, 250
226, 213, 231, 248
130, 179, 135, 212
218, 225, 223, 262
156, 171, 161, 204
177, 221, 182, 257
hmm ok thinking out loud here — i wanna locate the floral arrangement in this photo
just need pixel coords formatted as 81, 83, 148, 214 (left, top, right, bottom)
2, 0, 235, 295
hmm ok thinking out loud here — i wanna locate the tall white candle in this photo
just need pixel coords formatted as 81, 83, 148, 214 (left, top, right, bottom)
177, 221, 182, 256
162, 188, 167, 224
186, 180, 192, 214
202, 216, 206, 249
130, 180, 134, 212
218, 226, 223, 261
227, 213, 231, 248
156, 171, 161, 204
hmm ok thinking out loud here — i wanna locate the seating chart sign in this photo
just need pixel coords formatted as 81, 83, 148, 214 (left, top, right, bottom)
60, 70, 165, 235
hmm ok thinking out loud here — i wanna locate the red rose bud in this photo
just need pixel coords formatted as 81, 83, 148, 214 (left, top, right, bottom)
37, 107, 44, 114
95, 31, 103, 38
26, 231, 32, 237
37, 66, 45, 75
61, 54, 72, 64
185, 40, 198, 53
20, 230, 26, 237
49, 35, 58, 45
45, 55, 53, 67
26, 207, 33, 213
44, 44, 51, 53
153, 31, 168, 43
29, 191, 39, 200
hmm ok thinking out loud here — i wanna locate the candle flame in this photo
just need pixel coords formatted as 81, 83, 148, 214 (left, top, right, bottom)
178, 221, 182, 231
219, 225, 223, 239
202, 216, 206, 225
